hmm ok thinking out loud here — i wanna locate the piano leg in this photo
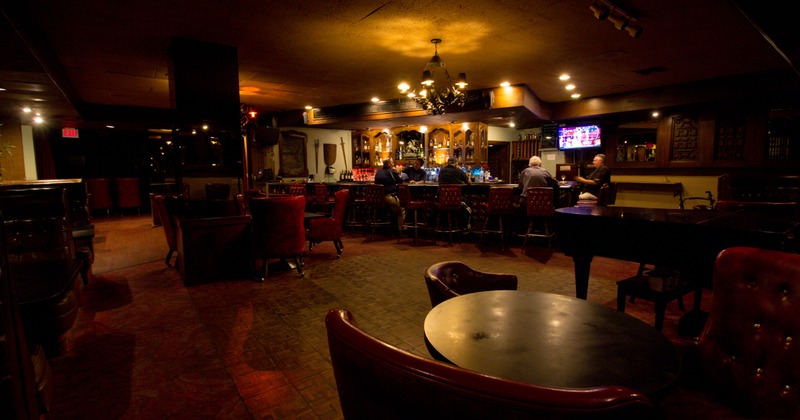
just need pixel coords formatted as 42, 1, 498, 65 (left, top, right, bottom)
572, 254, 594, 300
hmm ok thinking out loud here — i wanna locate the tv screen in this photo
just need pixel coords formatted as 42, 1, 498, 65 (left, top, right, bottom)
558, 125, 602, 150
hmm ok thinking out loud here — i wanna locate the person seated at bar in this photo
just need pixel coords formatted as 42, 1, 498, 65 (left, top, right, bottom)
374, 157, 406, 232
403, 158, 427, 183
517, 155, 558, 206
575, 154, 611, 200
438, 157, 472, 185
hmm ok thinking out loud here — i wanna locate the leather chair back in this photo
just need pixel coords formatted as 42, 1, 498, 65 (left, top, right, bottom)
314, 184, 333, 206
526, 187, 554, 217
288, 184, 306, 197
249, 196, 306, 259
697, 246, 800, 418
436, 185, 462, 210
397, 183, 411, 207
114, 178, 142, 209
486, 187, 515, 214
424, 261, 518, 307
364, 184, 386, 208
86, 178, 113, 212
326, 308, 655, 419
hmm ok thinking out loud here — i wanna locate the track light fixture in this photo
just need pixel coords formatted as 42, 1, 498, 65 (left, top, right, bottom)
590, 0, 643, 38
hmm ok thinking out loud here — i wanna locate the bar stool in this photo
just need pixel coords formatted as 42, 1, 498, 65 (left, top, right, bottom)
522, 187, 555, 249
364, 184, 391, 237
314, 183, 335, 214
398, 183, 432, 244
344, 185, 366, 230
479, 187, 516, 250
433, 185, 463, 246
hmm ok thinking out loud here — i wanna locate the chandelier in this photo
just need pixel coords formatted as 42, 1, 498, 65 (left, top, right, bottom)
398, 39, 468, 115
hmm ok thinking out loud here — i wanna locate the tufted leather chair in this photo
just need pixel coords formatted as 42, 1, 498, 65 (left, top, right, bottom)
307, 189, 349, 257
479, 187, 516, 250
424, 261, 518, 307
326, 308, 656, 419
249, 196, 306, 280
86, 178, 113, 216
114, 178, 143, 215
662, 247, 800, 418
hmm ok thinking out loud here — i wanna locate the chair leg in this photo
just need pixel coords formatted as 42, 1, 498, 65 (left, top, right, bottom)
617, 287, 627, 312
165, 249, 174, 267
334, 240, 343, 257
654, 301, 667, 331
294, 256, 304, 277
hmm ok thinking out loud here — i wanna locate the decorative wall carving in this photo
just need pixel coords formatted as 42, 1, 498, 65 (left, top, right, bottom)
714, 114, 746, 161
670, 115, 699, 161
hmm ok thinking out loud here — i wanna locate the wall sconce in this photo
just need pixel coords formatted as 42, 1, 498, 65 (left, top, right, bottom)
590, 0, 643, 38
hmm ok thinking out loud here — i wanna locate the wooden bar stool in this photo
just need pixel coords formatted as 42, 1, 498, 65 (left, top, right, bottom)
433, 185, 463, 246
398, 183, 432, 244
522, 187, 555, 249
364, 184, 391, 237
479, 187, 516, 250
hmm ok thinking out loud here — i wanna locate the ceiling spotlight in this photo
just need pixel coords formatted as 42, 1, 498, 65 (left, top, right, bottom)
625, 23, 643, 38
592, 0, 643, 38
607, 14, 629, 30
590, 1, 610, 20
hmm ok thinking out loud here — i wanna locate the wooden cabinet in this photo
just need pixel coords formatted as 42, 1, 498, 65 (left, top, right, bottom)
355, 122, 489, 169
352, 129, 396, 168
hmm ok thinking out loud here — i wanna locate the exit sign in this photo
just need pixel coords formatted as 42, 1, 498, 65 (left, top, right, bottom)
62, 127, 79, 138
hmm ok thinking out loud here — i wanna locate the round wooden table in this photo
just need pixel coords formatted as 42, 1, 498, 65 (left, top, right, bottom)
424, 290, 681, 398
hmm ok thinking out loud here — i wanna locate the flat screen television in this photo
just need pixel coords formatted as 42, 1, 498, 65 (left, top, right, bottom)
557, 125, 602, 150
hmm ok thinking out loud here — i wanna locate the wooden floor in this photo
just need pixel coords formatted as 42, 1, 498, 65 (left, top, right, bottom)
46, 214, 709, 419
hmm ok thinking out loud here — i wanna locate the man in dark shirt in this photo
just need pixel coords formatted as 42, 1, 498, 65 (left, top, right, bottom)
374, 158, 406, 231
575, 154, 611, 199
403, 158, 427, 183
438, 158, 471, 185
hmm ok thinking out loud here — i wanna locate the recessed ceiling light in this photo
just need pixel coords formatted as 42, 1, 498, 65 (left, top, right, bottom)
559, 74, 571, 81
33, 116, 44, 123
371, 97, 379, 102
565, 84, 576, 91
571, 93, 581, 99
0, 87, 6, 91
500, 81, 510, 87
304, 105, 312, 110
106, 125, 115, 129
652, 111, 660, 118
22, 107, 31, 113
509, 122, 515, 128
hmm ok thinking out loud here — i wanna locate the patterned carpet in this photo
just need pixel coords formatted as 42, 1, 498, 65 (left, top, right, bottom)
46, 215, 710, 419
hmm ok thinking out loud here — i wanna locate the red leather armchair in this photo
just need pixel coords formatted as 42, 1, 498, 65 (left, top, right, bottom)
326, 308, 655, 419
307, 189, 349, 257
86, 178, 113, 216
661, 247, 800, 418
424, 261, 518, 307
114, 178, 142, 214
249, 196, 306, 280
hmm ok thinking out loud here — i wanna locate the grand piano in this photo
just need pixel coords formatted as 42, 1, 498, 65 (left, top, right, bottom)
555, 206, 800, 301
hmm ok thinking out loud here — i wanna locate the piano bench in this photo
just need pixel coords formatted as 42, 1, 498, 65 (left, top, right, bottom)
616, 265, 700, 331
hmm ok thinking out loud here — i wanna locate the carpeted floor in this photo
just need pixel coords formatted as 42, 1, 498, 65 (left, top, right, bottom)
47, 214, 710, 419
